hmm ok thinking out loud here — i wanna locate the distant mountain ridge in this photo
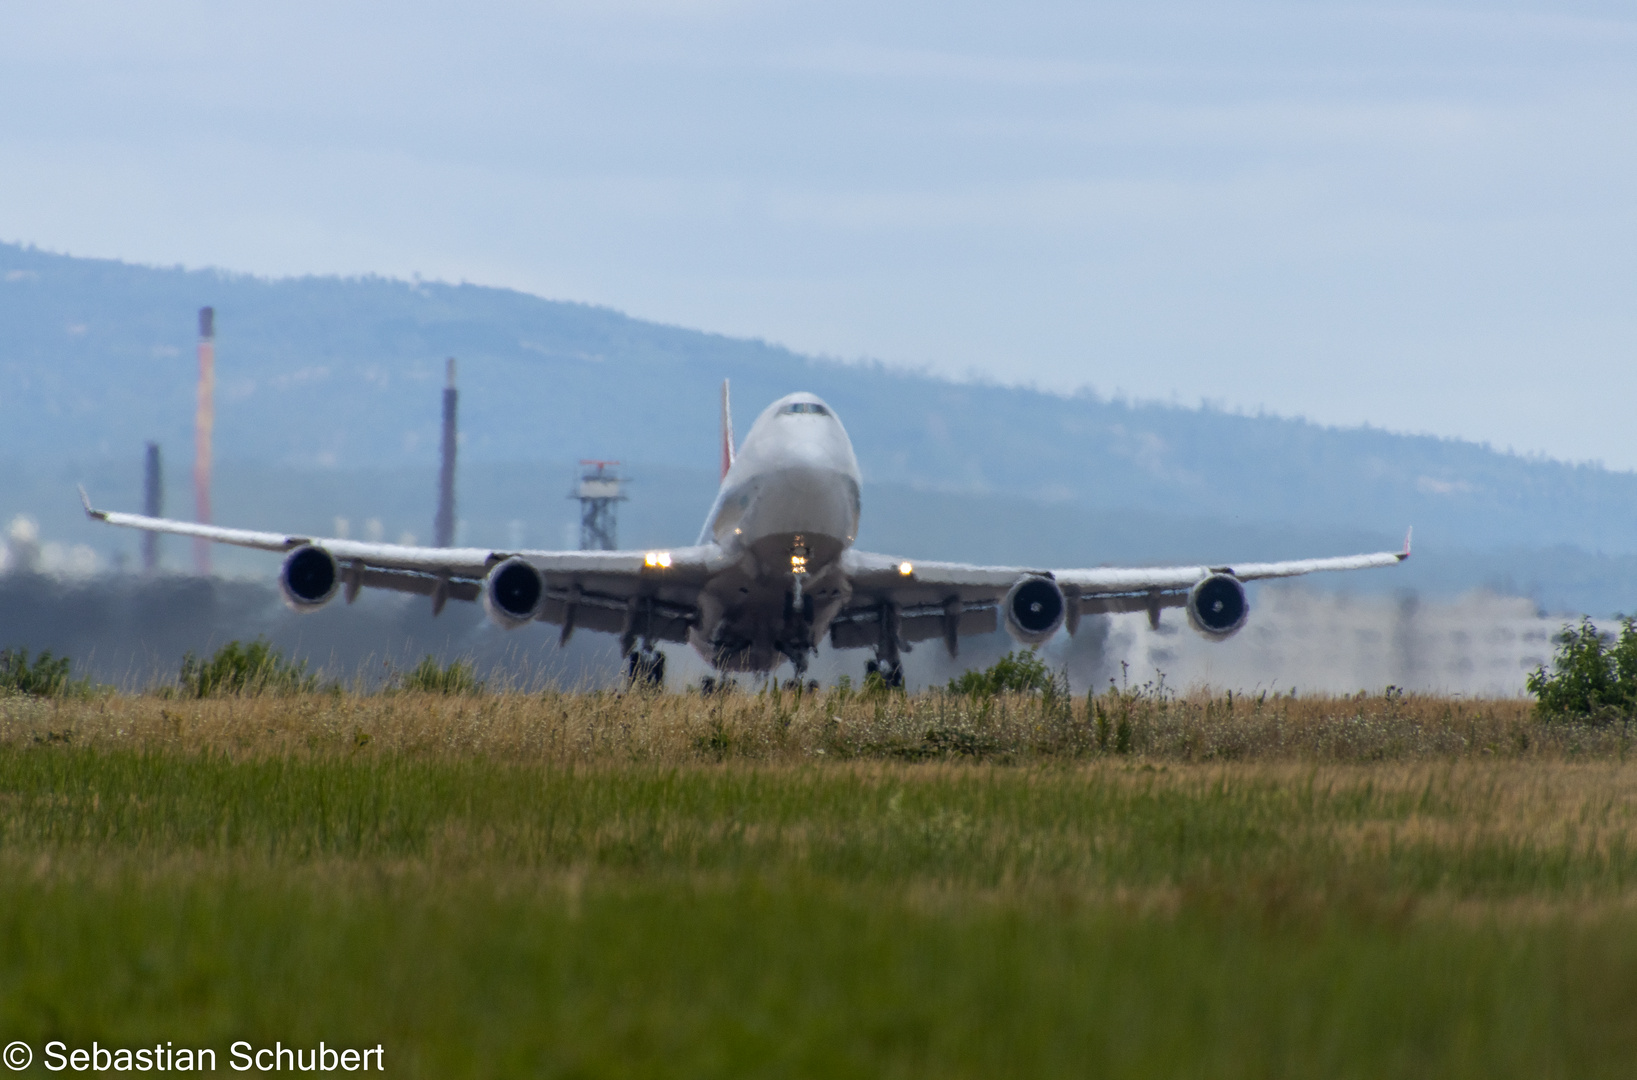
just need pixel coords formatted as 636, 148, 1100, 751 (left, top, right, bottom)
4, 241, 1637, 615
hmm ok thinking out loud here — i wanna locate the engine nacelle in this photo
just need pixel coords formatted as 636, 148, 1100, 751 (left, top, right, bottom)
279, 544, 339, 611
484, 557, 544, 629
1187, 573, 1248, 639
1003, 575, 1065, 646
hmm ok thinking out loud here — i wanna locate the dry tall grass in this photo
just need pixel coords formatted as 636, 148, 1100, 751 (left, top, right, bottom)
2, 685, 1629, 764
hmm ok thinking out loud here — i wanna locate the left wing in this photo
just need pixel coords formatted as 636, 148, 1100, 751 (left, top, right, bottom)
830, 532, 1411, 650
81, 490, 719, 647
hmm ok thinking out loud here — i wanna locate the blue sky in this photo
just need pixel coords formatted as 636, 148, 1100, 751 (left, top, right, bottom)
4, 1, 1635, 467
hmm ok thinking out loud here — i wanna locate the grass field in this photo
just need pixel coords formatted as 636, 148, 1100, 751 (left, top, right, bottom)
2, 686, 1635, 1077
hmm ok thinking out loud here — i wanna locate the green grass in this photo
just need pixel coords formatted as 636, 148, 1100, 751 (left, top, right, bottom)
1, 750, 1634, 895
8, 868, 1636, 1079
2, 738, 1637, 1077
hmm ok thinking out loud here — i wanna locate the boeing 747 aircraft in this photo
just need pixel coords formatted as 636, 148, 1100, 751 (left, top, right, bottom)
84, 383, 1409, 686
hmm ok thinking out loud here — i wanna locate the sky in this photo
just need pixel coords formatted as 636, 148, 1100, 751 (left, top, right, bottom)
3, 1, 1636, 468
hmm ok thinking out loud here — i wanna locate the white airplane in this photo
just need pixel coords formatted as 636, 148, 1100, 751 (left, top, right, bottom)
83, 383, 1409, 686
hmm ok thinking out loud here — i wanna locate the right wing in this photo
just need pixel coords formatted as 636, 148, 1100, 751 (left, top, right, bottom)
82, 490, 720, 645
831, 533, 1411, 649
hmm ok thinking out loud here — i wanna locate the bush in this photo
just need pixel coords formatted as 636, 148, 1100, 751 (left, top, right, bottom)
1525, 617, 1637, 724
948, 650, 1056, 697
0, 648, 84, 697
178, 638, 317, 698
400, 656, 484, 695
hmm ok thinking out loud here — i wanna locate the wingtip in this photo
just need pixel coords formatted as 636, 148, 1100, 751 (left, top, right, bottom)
77, 485, 105, 520
1400, 526, 1413, 560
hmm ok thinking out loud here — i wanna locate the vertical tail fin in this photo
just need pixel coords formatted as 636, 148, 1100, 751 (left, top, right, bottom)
720, 378, 735, 481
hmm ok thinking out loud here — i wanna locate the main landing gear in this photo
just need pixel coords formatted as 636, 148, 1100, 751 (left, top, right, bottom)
863, 600, 906, 689
625, 649, 666, 688
865, 658, 904, 689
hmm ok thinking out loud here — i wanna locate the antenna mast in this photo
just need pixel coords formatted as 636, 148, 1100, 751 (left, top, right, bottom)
192, 307, 214, 575
142, 442, 162, 573
434, 357, 458, 547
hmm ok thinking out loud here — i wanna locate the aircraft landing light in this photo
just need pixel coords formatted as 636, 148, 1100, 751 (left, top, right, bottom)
898, 562, 914, 576
644, 551, 672, 569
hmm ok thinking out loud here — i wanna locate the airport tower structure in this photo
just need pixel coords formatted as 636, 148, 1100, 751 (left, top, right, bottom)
573, 461, 626, 551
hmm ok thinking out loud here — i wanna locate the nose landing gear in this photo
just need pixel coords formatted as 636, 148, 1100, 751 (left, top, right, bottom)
780, 573, 817, 682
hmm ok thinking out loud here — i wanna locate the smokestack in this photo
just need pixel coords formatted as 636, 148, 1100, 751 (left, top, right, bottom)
434, 357, 457, 548
142, 442, 162, 573
193, 306, 214, 575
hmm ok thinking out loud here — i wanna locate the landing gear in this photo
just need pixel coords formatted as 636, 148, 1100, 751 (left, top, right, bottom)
626, 649, 666, 688
865, 658, 904, 689
785, 647, 813, 684
700, 675, 736, 696
865, 600, 906, 689
780, 575, 817, 685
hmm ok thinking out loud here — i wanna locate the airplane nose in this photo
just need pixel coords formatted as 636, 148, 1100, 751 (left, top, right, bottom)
741, 462, 858, 551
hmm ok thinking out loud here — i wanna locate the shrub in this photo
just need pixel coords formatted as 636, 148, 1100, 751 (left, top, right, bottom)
0, 648, 83, 697
179, 638, 317, 698
1525, 617, 1637, 724
948, 650, 1056, 697
400, 656, 484, 695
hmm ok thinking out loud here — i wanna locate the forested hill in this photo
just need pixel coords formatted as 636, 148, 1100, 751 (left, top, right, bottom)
4, 240, 1635, 560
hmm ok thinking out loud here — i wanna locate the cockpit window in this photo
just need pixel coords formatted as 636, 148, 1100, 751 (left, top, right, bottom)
781, 402, 829, 416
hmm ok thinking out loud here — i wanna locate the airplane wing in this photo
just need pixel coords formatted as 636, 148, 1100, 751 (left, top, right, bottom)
831, 532, 1411, 652
81, 491, 716, 647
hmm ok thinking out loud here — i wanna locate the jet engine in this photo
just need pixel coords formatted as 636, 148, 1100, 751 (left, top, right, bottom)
484, 556, 544, 628
1003, 575, 1065, 645
279, 544, 339, 611
1187, 573, 1248, 639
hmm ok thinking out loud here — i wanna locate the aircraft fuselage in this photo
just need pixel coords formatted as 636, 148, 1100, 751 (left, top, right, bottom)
691, 392, 861, 671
